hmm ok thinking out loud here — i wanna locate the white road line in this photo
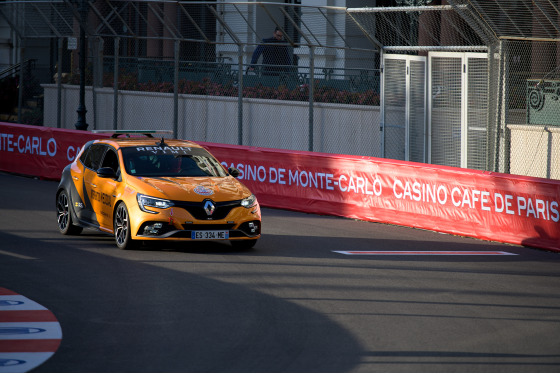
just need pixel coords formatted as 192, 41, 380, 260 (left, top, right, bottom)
334, 250, 518, 255
0, 250, 36, 260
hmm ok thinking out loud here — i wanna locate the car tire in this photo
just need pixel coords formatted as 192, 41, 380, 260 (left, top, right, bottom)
56, 190, 83, 235
231, 239, 257, 250
114, 202, 137, 250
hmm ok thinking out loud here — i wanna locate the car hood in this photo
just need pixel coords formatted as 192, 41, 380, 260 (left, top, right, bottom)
130, 176, 252, 202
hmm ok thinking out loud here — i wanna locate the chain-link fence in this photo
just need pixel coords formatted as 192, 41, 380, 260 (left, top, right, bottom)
502, 39, 560, 180
1, 1, 559, 179
26, 1, 382, 156
449, 0, 560, 179
0, 58, 44, 126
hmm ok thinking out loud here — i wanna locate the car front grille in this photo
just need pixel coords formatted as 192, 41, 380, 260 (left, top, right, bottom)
172, 199, 242, 220
181, 223, 236, 230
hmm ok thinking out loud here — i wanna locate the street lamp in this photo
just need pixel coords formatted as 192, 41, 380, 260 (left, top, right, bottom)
74, 0, 88, 131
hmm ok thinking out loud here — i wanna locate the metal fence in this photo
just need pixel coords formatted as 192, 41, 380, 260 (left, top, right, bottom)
1, 1, 559, 179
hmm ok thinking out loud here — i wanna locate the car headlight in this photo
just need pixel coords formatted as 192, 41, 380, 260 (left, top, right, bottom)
240, 194, 257, 209
137, 194, 174, 214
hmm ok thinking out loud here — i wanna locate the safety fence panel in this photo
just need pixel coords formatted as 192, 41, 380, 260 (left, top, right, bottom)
430, 53, 462, 168
383, 56, 406, 161
382, 54, 427, 163
409, 58, 427, 163
466, 54, 488, 171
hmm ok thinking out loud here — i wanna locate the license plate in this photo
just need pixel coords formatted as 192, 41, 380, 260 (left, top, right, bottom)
191, 230, 229, 240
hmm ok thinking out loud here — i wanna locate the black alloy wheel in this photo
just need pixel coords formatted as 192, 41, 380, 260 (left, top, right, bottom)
56, 190, 83, 235
114, 202, 137, 250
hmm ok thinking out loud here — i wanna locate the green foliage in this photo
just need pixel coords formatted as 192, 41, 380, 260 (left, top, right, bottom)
93, 72, 380, 106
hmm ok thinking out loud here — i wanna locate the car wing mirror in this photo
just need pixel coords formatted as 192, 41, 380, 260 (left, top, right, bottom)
228, 167, 240, 178
97, 167, 117, 179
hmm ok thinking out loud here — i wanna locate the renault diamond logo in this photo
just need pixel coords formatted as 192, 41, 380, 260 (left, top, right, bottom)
204, 200, 215, 216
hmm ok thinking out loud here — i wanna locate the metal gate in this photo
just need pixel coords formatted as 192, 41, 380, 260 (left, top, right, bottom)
382, 54, 427, 163
428, 52, 488, 169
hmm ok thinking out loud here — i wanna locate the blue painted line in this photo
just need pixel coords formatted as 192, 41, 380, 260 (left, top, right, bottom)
0, 359, 26, 367
0, 300, 24, 306
0, 327, 47, 335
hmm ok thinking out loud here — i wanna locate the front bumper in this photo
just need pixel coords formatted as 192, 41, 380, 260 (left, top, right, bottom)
129, 200, 261, 241
136, 220, 261, 240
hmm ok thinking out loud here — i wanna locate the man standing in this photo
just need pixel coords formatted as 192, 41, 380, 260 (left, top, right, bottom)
249, 27, 292, 75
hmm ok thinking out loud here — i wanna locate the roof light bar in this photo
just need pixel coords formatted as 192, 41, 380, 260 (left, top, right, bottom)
91, 130, 173, 138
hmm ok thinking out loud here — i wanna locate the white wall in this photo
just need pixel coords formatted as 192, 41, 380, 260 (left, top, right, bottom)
42, 84, 381, 157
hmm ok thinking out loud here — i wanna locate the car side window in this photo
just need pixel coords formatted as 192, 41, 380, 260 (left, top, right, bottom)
79, 148, 91, 167
82, 144, 106, 171
100, 148, 120, 178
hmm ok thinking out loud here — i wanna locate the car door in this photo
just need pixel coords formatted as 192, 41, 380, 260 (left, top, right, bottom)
68, 142, 91, 223
82, 144, 108, 227
92, 146, 121, 232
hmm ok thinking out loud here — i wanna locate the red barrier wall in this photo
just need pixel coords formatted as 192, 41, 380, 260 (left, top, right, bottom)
202, 142, 560, 252
0, 123, 108, 180
2, 123, 559, 252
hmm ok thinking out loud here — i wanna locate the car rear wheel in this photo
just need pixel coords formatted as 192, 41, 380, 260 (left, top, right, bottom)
230, 239, 257, 250
56, 190, 83, 235
114, 202, 137, 250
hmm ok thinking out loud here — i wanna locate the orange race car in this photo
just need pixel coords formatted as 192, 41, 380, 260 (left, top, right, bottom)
56, 131, 261, 250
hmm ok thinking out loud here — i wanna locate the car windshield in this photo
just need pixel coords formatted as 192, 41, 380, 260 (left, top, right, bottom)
121, 145, 228, 178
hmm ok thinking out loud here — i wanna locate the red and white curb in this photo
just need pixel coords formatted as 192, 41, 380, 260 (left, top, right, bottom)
0, 288, 62, 373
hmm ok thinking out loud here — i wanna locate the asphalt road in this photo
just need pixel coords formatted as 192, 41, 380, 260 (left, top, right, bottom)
1, 172, 560, 372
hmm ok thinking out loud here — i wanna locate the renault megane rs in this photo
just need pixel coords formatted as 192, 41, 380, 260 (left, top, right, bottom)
56, 131, 261, 250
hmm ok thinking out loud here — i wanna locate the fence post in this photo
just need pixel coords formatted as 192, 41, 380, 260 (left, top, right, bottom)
501, 41, 511, 174
17, 38, 25, 124
173, 39, 179, 139
57, 37, 63, 128
308, 46, 315, 152
92, 37, 103, 130
485, 42, 495, 172
74, 0, 89, 131
238, 44, 244, 145
494, 40, 505, 173
93, 37, 103, 87
380, 49, 385, 159
113, 37, 119, 130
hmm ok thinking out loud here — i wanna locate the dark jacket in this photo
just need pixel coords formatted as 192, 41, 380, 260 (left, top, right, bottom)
250, 37, 291, 74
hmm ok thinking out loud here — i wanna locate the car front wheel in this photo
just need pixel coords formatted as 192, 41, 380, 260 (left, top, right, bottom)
56, 190, 83, 235
114, 202, 137, 250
